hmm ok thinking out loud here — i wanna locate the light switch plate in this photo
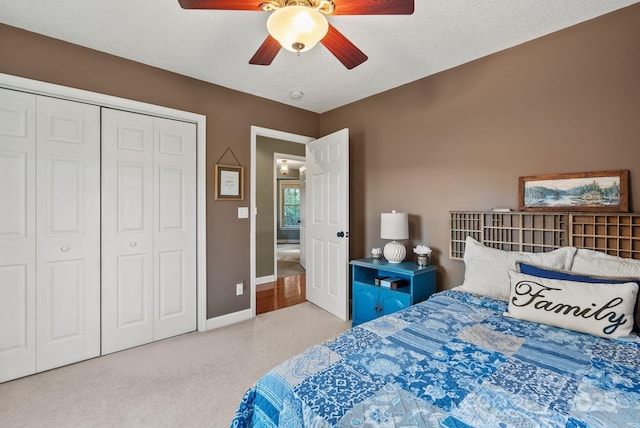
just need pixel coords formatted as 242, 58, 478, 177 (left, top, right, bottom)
238, 207, 249, 218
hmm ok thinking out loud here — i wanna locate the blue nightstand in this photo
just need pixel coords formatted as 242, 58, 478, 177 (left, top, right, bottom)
350, 258, 437, 326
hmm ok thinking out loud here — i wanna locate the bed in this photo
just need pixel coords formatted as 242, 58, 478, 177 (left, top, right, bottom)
232, 233, 640, 427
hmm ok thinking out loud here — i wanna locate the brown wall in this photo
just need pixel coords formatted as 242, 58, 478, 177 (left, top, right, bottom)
2, 3, 639, 318
0, 24, 319, 318
319, 4, 640, 291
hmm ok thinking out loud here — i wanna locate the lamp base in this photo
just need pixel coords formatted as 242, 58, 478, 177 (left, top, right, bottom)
383, 240, 406, 263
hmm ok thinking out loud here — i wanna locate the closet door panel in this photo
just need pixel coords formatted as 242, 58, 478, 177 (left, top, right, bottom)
35, 96, 100, 371
102, 108, 155, 354
0, 152, 28, 238
0, 89, 36, 383
118, 163, 147, 232
116, 254, 149, 326
158, 250, 185, 317
154, 118, 196, 340
43, 260, 84, 339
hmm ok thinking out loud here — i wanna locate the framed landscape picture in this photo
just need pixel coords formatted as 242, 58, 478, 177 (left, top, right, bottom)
519, 170, 629, 212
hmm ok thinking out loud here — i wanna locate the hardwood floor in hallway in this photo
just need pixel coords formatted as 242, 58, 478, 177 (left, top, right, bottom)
256, 273, 306, 315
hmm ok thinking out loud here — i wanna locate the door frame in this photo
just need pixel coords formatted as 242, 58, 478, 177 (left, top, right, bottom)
0, 73, 208, 333
250, 126, 313, 317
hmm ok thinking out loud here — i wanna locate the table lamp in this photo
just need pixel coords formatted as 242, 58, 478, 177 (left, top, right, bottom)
381, 210, 409, 263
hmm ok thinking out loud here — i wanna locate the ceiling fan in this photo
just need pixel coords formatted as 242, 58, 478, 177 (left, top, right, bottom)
178, 0, 415, 69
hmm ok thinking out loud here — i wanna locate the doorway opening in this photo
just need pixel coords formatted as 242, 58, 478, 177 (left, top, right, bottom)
256, 153, 307, 314
273, 153, 306, 276
250, 126, 350, 320
250, 127, 313, 316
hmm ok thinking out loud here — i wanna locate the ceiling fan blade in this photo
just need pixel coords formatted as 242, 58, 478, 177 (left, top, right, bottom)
321, 24, 368, 69
249, 35, 281, 66
178, 0, 262, 11
331, 0, 414, 15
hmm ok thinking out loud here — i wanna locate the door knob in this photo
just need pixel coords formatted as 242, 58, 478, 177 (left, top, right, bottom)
60, 246, 70, 252
129, 242, 137, 247
337, 231, 344, 238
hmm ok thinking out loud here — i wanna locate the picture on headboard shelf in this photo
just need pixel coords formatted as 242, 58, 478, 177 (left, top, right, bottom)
519, 170, 629, 212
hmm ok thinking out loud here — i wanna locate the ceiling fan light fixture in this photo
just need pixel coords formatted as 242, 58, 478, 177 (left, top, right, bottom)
267, 5, 329, 53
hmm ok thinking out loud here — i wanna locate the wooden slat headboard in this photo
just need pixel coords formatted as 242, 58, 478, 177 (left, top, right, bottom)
450, 211, 640, 260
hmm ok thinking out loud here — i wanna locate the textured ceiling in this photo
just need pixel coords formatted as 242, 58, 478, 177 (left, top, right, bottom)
1, 0, 638, 113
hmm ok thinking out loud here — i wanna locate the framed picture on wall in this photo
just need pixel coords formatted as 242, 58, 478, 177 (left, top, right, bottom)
519, 170, 629, 212
215, 164, 244, 200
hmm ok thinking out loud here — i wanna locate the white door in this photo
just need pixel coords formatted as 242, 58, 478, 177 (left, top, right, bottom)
153, 117, 197, 340
102, 109, 196, 354
0, 88, 37, 382
305, 128, 350, 320
35, 96, 101, 371
102, 109, 155, 353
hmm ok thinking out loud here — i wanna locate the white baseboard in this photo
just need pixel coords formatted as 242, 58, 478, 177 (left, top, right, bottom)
256, 275, 275, 285
206, 308, 253, 330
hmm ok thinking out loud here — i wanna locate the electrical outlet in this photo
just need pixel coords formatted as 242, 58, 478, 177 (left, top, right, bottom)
236, 283, 243, 296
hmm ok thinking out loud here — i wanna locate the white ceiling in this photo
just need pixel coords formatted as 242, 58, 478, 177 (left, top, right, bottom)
1, 0, 638, 113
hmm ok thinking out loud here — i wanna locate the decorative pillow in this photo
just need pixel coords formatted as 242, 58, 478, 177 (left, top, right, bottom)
517, 262, 640, 333
460, 236, 576, 300
506, 270, 639, 340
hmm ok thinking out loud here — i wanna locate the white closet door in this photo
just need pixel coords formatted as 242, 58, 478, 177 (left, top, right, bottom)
102, 109, 155, 354
35, 96, 101, 371
0, 88, 37, 382
154, 117, 197, 340
102, 110, 196, 353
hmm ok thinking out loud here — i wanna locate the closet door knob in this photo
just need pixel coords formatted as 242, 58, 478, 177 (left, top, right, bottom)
60, 246, 70, 252
129, 242, 137, 247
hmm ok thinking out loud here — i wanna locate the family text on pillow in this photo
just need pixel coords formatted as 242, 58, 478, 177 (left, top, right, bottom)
506, 270, 639, 340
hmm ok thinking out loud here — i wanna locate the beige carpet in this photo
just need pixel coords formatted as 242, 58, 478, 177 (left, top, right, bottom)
277, 243, 305, 278
0, 302, 350, 428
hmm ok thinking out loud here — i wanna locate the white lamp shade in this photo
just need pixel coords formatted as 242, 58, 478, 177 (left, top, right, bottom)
267, 6, 329, 53
381, 211, 409, 240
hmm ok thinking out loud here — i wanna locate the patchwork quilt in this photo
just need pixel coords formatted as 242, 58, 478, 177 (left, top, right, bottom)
231, 290, 640, 427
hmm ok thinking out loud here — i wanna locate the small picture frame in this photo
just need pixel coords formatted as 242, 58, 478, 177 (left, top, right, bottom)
215, 164, 244, 200
519, 170, 629, 212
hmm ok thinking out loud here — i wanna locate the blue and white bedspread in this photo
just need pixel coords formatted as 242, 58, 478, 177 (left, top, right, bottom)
231, 290, 640, 427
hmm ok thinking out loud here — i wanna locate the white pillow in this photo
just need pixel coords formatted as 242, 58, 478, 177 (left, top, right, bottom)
506, 270, 639, 341
571, 248, 640, 277
460, 236, 576, 300
570, 248, 640, 332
